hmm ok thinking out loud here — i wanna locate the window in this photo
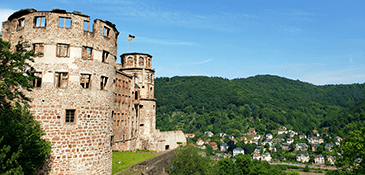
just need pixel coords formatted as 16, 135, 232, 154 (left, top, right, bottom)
100, 76, 108, 90
32, 72, 42, 88
65, 109, 75, 123
127, 57, 133, 66
80, 74, 91, 88
84, 21, 89, 31
55, 72, 68, 88
17, 18, 25, 29
33, 43, 44, 57
82, 46, 93, 60
139, 57, 144, 66
102, 51, 109, 63
34, 16, 46, 27
103, 27, 110, 37
56, 44, 70, 57
59, 17, 71, 28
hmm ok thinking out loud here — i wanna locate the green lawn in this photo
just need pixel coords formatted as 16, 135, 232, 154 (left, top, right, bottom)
112, 151, 157, 175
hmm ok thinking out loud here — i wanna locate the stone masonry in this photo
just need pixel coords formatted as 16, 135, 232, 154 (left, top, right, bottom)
1, 8, 186, 175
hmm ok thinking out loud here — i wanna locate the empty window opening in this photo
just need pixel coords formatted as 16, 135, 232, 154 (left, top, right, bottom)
165, 145, 169, 150
140, 124, 144, 126
83, 21, 89, 31
65, 109, 75, 123
127, 57, 133, 66
33, 43, 44, 57
34, 16, 46, 27
80, 74, 91, 88
17, 18, 25, 29
139, 57, 144, 66
56, 44, 70, 57
110, 136, 114, 147
82, 46, 93, 60
55, 72, 69, 88
102, 51, 109, 63
59, 17, 71, 28
103, 27, 110, 37
100, 76, 108, 90
135, 91, 138, 100
32, 72, 42, 88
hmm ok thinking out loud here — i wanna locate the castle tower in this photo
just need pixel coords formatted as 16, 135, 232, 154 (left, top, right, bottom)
119, 53, 156, 144
1, 9, 119, 174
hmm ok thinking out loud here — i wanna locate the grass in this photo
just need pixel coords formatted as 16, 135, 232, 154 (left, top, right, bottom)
112, 151, 157, 175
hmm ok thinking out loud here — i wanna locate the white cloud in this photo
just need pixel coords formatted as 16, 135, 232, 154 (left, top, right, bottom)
192, 59, 212, 65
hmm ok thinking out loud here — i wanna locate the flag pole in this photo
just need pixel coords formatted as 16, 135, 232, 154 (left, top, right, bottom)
128, 39, 129, 52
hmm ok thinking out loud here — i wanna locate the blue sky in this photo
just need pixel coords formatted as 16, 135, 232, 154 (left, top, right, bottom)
1, 0, 364, 85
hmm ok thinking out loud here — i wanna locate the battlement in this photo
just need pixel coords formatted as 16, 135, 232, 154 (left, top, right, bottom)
120, 52, 153, 70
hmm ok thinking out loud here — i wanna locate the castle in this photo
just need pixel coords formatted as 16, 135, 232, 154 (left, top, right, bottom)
1, 9, 186, 174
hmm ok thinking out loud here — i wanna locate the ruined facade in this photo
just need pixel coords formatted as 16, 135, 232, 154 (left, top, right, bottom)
1, 8, 185, 175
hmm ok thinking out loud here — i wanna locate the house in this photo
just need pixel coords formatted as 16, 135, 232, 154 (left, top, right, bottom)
265, 133, 273, 140
240, 137, 250, 144
334, 136, 342, 145
261, 152, 271, 161
262, 140, 273, 146
299, 134, 307, 139
204, 131, 214, 137
269, 145, 277, 152
254, 135, 261, 140
228, 136, 234, 140
233, 148, 245, 156
289, 132, 296, 138
311, 144, 319, 151
198, 145, 206, 150
185, 133, 195, 139
325, 143, 334, 152
251, 139, 259, 145
204, 139, 211, 144
254, 146, 261, 153
247, 128, 256, 135
196, 138, 204, 146
231, 138, 238, 144
313, 130, 319, 137
295, 143, 308, 151
209, 142, 218, 150
281, 143, 291, 151
287, 138, 294, 144
308, 137, 324, 144
314, 154, 325, 164
278, 127, 288, 135
220, 143, 229, 152
253, 152, 261, 160
296, 153, 310, 163
326, 155, 336, 165
273, 138, 284, 143
220, 132, 226, 137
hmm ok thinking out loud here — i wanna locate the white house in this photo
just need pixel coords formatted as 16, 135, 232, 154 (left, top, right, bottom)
315, 154, 325, 164
261, 152, 272, 161
296, 153, 309, 163
196, 138, 204, 146
253, 152, 261, 160
287, 138, 294, 144
254, 135, 261, 140
262, 140, 273, 146
265, 133, 273, 139
204, 131, 214, 137
220, 143, 229, 152
233, 148, 245, 157
278, 127, 288, 135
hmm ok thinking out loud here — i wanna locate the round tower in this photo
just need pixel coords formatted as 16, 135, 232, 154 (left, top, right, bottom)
119, 53, 156, 145
1, 9, 119, 174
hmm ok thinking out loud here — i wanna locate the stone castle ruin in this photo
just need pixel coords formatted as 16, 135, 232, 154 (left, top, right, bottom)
1, 8, 186, 174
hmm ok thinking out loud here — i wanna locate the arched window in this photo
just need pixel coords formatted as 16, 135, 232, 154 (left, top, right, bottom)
127, 57, 133, 66
139, 57, 144, 66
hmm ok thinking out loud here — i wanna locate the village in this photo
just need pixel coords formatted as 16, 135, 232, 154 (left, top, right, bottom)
185, 126, 344, 168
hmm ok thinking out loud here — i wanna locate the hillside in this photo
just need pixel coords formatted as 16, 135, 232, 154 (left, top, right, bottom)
154, 75, 365, 136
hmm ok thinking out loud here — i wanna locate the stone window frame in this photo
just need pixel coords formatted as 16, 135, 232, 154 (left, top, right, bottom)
103, 26, 110, 37
55, 72, 69, 88
58, 17, 71, 28
56, 43, 70, 57
17, 18, 25, 30
31, 71, 42, 88
81, 46, 93, 60
127, 56, 133, 66
100, 76, 108, 90
80, 73, 91, 89
32, 43, 44, 57
102, 51, 109, 63
65, 109, 76, 124
34, 16, 46, 28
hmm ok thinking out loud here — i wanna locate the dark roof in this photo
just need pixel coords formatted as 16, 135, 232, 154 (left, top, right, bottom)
134, 84, 140, 88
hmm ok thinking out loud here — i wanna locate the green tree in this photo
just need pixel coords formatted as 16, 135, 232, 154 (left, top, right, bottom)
0, 37, 51, 174
169, 145, 216, 175
336, 127, 365, 174
235, 154, 252, 175
217, 158, 236, 175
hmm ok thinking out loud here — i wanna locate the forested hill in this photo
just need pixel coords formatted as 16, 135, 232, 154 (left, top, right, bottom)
154, 75, 365, 137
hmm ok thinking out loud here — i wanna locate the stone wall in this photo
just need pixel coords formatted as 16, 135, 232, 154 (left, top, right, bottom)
130, 150, 175, 175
